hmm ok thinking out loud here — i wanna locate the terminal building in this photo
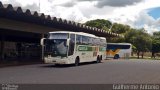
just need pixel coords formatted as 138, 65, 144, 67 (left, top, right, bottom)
0, 1, 122, 64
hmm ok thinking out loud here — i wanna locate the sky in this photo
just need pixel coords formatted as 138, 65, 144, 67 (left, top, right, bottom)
0, 0, 160, 34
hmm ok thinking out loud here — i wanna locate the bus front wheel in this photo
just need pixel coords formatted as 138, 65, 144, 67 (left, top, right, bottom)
75, 57, 80, 66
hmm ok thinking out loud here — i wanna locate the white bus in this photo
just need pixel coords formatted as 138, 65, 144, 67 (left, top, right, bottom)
106, 43, 132, 59
41, 31, 106, 66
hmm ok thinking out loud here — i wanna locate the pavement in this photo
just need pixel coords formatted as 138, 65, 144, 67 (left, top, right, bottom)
0, 59, 160, 84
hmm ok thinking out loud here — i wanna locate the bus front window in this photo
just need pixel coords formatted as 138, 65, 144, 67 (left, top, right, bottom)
44, 39, 67, 57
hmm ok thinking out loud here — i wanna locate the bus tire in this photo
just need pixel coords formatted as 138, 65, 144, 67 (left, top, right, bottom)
100, 55, 102, 62
114, 54, 119, 59
96, 56, 100, 63
75, 57, 80, 66
54, 64, 59, 66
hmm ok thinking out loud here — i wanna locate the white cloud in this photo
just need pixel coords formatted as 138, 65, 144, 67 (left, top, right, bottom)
0, 0, 160, 33
130, 11, 160, 34
96, 0, 160, 33
95, 0, 144, 8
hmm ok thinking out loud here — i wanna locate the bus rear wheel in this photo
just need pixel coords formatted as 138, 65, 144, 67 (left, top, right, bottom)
114, 54, 119, 59
100, 55, 102, 61
96, 56, 101, 63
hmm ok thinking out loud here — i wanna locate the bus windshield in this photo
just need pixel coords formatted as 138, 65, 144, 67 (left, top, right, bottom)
44, 39, 67, 57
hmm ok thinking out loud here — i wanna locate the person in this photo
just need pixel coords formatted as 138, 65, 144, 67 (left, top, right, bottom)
56, 41, 67, 55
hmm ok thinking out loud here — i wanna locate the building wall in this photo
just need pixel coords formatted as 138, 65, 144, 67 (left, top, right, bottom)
0, 29, 42, 63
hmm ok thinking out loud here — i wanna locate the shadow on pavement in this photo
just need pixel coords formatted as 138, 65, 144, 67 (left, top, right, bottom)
40, 61, 103, 68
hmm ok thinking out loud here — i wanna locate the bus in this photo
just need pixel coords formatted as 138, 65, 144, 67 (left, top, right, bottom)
41, 31, 106, 66
106, 43, 132, 59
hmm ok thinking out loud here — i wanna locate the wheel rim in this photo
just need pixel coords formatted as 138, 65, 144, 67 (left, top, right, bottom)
114, 55, 119, 59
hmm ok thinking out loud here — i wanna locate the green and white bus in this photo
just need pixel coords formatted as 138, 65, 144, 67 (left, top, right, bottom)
41, 31, 106, 66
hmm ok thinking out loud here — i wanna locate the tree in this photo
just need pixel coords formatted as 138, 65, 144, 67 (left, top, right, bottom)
111, 23, 130, 34
125, 28, 137, 43
151, 31, 160, 58
85, 19, 112, 31
109, 23, 131, 42
132, 45, 137, 56
125, 28, 152, 58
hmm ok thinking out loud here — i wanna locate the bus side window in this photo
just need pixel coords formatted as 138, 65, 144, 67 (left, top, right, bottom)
70, 34, 75, 43
100, 39, 106, 46
92, 38, 96, 45
97, 38, 100, 45
94, 38, 99, 45
88, 37, 92, 45
76, 35, 82, 44
90, 37, 93, 45
69, 34, 75, 56
82, 36, 88, 45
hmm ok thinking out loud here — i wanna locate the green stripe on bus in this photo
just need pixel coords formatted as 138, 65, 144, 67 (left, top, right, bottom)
77, 45, 106, 51
99, 47, 106, 51
78, 46, 93, 51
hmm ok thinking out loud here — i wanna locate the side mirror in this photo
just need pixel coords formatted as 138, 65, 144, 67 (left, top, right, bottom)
66, 39, 70, 46
40, 38, 45, 46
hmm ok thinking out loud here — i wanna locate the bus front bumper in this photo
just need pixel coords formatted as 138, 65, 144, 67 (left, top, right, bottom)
44, 57, 69, 64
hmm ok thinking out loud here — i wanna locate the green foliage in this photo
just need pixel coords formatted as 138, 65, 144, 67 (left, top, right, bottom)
111, 23, 130, 34
85, 19, 112, 31
132, 45, 137, 52
125, 28, 137, 43
151, 31, 160, 57
137, 30, 152, 52
126, 28, 152, 51
152, 40, 160, 53
153, 31, 160, 39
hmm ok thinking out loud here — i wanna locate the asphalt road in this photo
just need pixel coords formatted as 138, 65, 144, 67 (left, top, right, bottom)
0, 59, 160, 84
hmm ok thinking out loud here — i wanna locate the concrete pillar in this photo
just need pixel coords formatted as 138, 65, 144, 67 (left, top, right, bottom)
41, 34, 44, 61
0, 35, 5, 61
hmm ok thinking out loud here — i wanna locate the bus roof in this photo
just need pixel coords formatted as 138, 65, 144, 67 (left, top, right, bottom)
107, 43, 131, 45
99, 37, 106, 40
49, 31, 100, 38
